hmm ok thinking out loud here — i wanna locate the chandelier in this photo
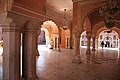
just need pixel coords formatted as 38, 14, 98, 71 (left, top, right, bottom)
62, 9, 68, 30
99, 0, 120, 28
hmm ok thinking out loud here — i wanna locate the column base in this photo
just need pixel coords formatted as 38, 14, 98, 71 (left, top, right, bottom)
95, 47, 98, 49
86, 49, 91, 54
92, 48, 96, 51
36, 50, 40, 56
72, 55, 82, 64
70, 46, 73, 49
58, 48, 61, 51
22, 76, 39, 80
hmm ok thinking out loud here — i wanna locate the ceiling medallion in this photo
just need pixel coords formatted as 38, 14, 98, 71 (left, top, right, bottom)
99, 0, 120, 29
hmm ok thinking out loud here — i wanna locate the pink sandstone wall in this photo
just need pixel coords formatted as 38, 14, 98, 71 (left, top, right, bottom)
61, 30, 65, 48
14, 0, 46, 14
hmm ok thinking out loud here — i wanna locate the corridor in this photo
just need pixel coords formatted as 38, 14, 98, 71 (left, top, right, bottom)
0, 46, 120, 80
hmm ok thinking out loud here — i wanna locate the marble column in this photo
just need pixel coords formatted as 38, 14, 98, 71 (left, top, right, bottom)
1, 0, 13, 12
36, 30, 40, 56
70, 25, 73, 49
58, 28, 61, 51
3, 21, 21, 80
22, 22, 39, 80
118, 38, 120, 51
95, 36, 98, 49
0, 27, 3, 40
92, 36, 96, 51
72, 33, 82, 64
86, 33, 91, 54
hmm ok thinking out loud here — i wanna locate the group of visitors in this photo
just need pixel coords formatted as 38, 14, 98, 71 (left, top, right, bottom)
101, 41, 112, 49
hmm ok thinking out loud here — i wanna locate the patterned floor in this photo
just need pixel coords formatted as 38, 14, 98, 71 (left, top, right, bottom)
0, 46, 120, 80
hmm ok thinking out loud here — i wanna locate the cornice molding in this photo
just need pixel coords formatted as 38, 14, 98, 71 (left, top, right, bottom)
73, 0, 105, 5
72, 0, 85, 3
13, 4, 45, 18
10, 5, 46, 22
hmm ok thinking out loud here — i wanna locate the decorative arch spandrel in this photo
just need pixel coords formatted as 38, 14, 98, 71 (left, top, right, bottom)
73, 1, 103, 35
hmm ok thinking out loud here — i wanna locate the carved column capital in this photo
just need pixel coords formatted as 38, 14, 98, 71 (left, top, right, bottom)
96, 36, 99, 39
0, 0, 13, 13
0, 12, 7, 24
2, 18, 21, 32
2, 17, 21, 80
72, 0, 80, 2
86, 31, 91, 39
74, 32, 81, 38
91, 34, 96, 38
118, 35, 120, 39
23, 21, 41, 33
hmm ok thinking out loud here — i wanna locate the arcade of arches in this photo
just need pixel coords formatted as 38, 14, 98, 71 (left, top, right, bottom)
0, 0, 120, 80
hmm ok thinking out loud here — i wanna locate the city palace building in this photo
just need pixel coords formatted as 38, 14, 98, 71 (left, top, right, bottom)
0, 0, 120, 80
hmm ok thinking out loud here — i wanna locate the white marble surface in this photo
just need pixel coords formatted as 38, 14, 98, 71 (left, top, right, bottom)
0, 45, 120, 80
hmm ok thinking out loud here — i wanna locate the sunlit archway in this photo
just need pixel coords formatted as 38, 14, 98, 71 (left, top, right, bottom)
80, 31, 92, 47
38, 20, 59, 51
98, 30, 119, 49
38, 28, 50, 46
65, 29, 70, 48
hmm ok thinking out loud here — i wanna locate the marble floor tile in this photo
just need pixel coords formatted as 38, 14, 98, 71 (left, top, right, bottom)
0, 45, 120, 80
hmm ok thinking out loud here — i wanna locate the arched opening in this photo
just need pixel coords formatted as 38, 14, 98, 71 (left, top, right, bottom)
38, 28, 50, 46
65, 29, 70, 48
38, 30, 46, 45
38, 27, 50, 51
98, 30, 119, 49
80, 31, 92, 47
38, 20, 59, 51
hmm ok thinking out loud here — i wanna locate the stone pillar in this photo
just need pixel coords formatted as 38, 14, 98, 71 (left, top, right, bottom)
22, 21, 39, 80
0, 27, 3, 40
1, 0, 13, 11
3, 20, 21, 80
54, 37, 58, 49
58, 28, 61, 51
86, 32, 91, 54
36, 30, 40, 56
70, 25, 73, 49
95, 36, 98, 49
72, 33, 82, 64
36, 36, 39, 56
92, 36, 96, 51
118, 38, 120, 51
65, 37, 69, 48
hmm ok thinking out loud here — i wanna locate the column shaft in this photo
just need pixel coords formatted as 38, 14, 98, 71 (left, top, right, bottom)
72, 33, 81, 64
92, 37, 96, 51
36, 34, 39, 56
95, 37, 98, 49
22, 31, 38, 80
74, 37, 80, 55
3, 25, 21, 80
58, 29, 61, 51
70, 25, 73, 49
118, 39, 120, 51
86, 36, 91, 54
